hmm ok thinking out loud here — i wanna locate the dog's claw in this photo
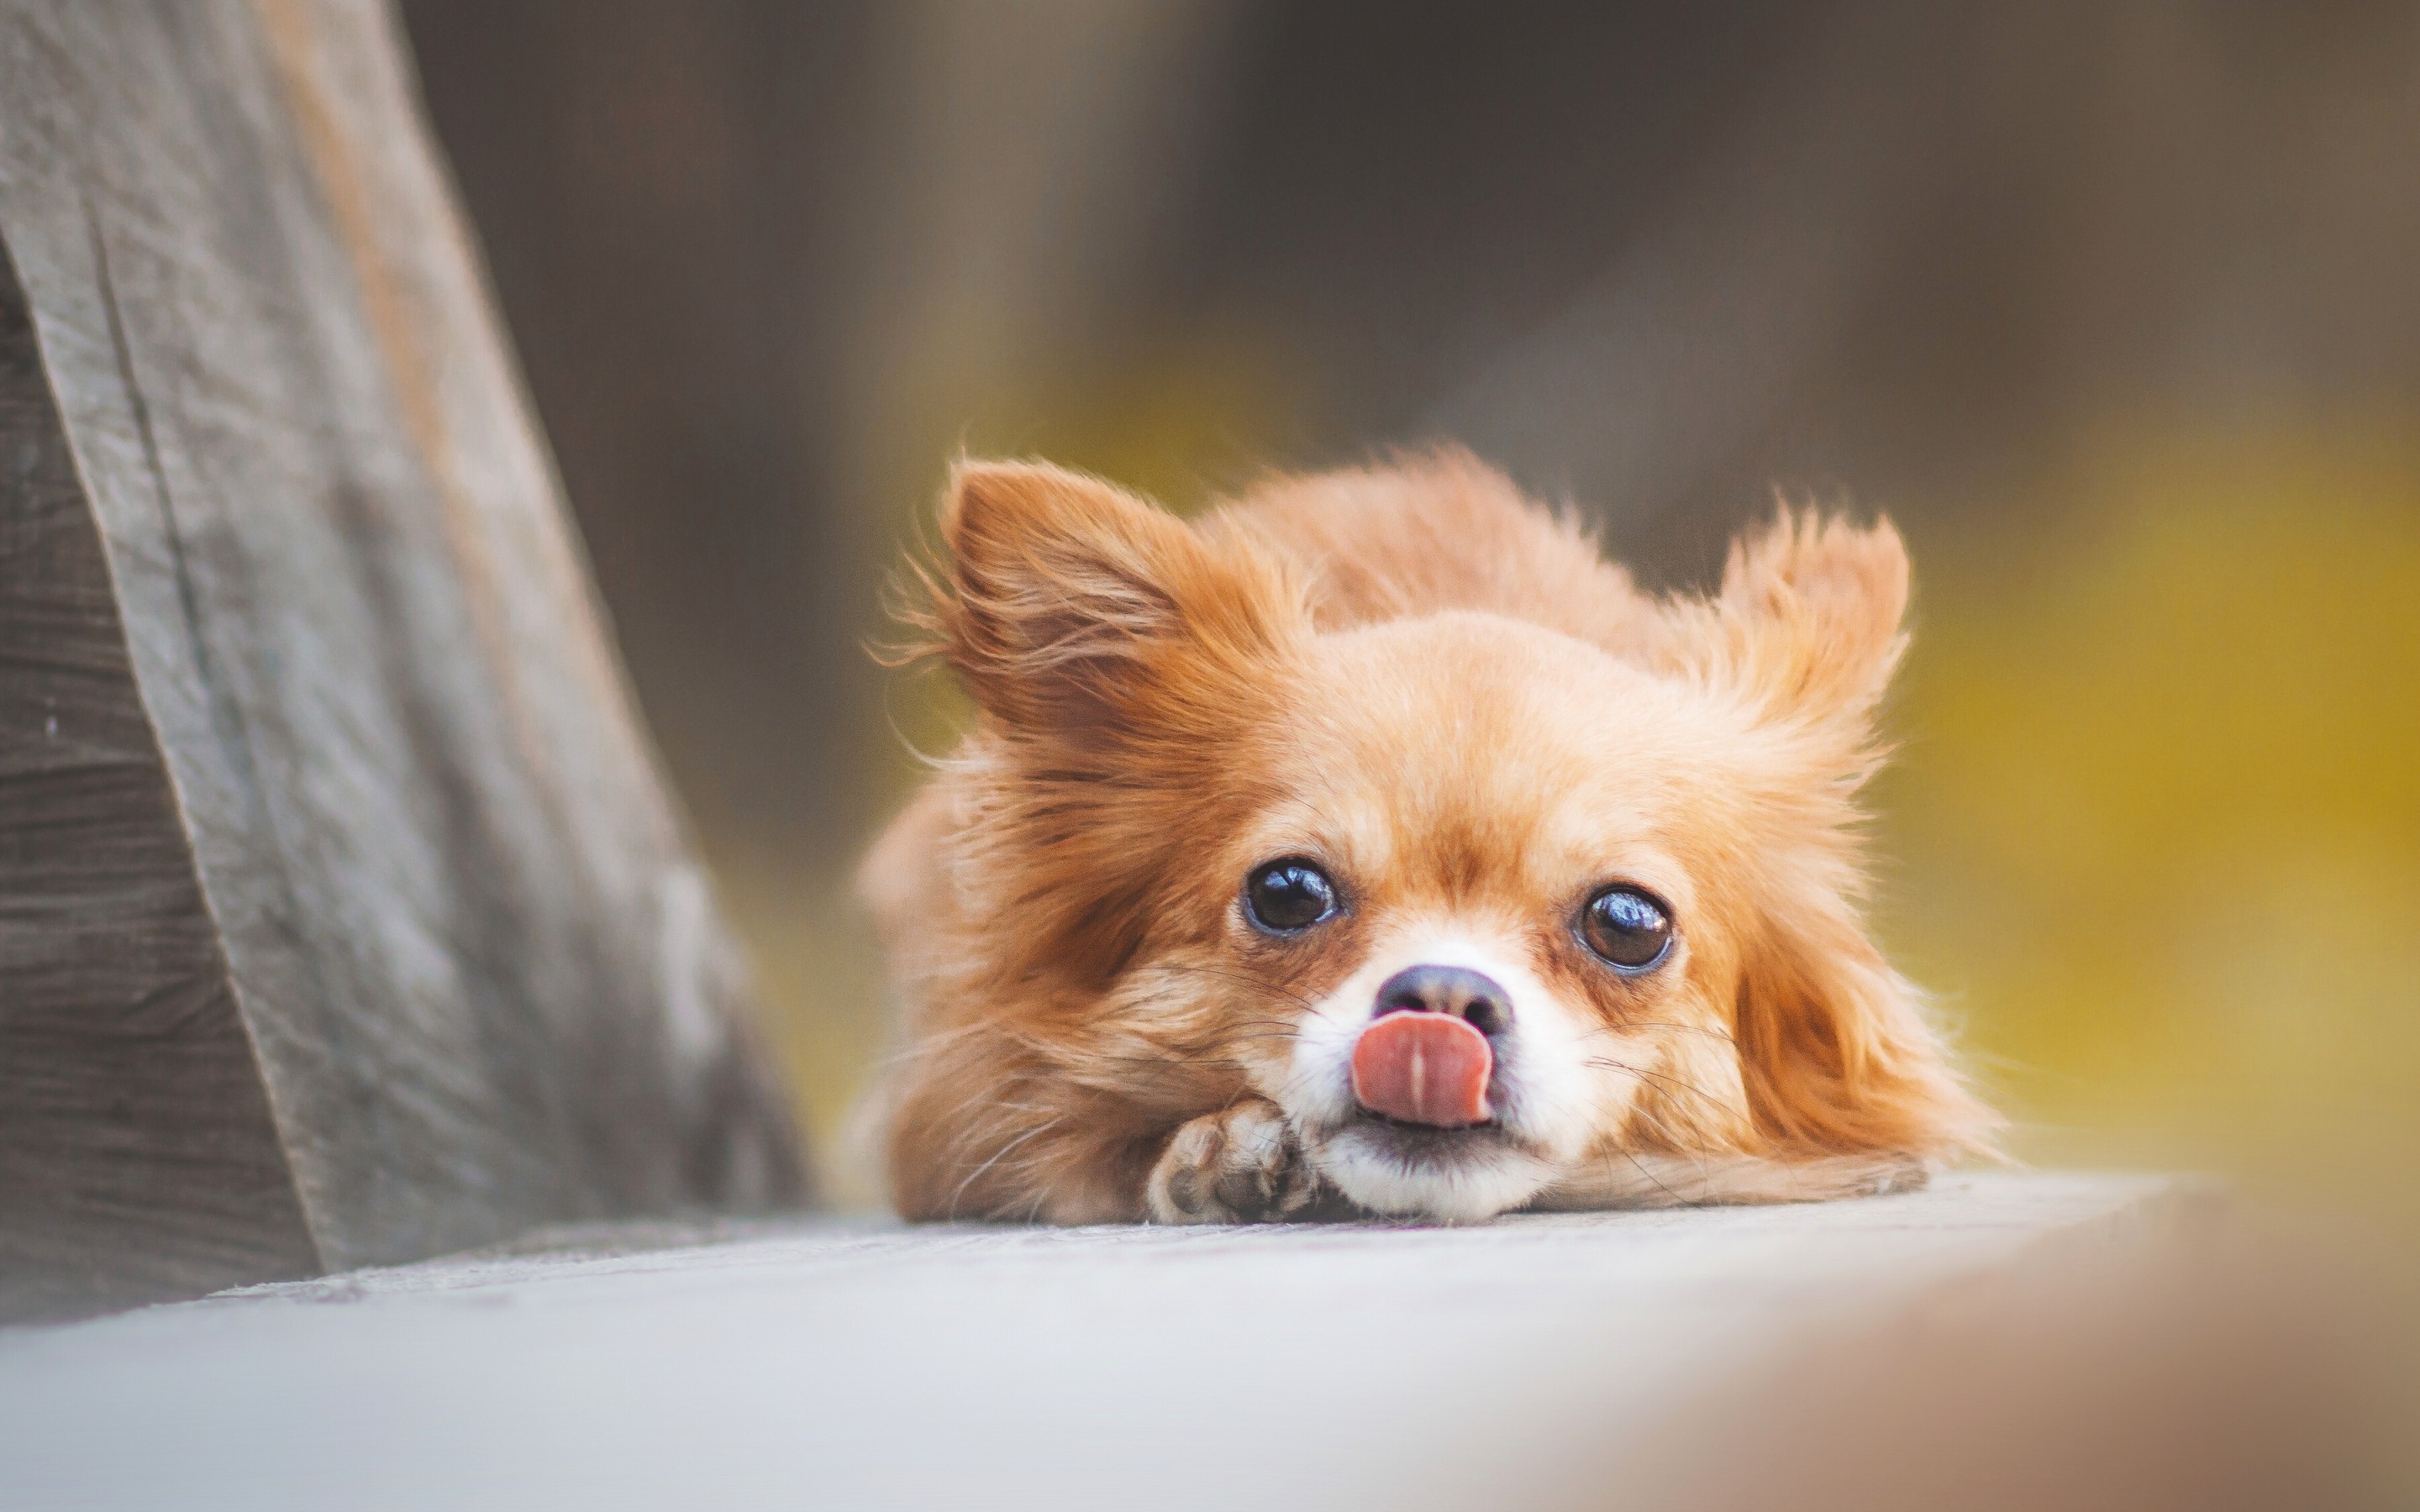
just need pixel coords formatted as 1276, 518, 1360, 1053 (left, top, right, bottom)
1147, 1100, 1319, 1224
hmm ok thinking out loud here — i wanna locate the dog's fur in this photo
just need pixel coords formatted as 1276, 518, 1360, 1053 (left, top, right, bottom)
863, 449, 1997, 1224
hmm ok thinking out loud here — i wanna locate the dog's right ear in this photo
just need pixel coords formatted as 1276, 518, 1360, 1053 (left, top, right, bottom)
913, 459, 1300, 741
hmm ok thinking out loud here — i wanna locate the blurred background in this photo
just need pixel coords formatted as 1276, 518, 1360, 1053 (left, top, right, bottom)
397, 2, 2420, 1221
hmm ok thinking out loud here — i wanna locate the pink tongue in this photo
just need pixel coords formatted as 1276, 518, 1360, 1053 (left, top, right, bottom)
1350, 1013, 1493, 1127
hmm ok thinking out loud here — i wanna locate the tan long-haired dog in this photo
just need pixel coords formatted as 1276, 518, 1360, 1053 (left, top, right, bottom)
863, 449, 1996, 1224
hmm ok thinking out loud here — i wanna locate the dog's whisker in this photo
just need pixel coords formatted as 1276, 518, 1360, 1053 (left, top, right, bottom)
944, 1115, 1067, 1219
1582, 1057, 1732, 1115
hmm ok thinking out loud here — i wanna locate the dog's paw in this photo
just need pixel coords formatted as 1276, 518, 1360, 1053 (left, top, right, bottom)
1146, 1100, 1319, 1224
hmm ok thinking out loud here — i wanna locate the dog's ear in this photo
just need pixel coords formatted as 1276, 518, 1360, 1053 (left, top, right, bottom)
918, 459, 1299, 739
1662, 509, 1996, 1161
1655, 510, 1994, 1156
1662, 508, 1910, 757
1730, 885, 2001, 1163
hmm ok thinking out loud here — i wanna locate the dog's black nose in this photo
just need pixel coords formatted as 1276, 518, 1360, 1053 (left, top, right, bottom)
1373, 964, 1515, 1036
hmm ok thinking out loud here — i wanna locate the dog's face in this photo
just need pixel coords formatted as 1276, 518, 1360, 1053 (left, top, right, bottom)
1212, 613, 1765, 1219
909, 460, 1989, 1221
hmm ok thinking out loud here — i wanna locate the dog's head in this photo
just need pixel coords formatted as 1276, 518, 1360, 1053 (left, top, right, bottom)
904, 458, 1992, 1221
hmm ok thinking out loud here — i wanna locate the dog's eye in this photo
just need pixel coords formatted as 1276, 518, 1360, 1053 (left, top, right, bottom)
1244, 859, 1339, 933
1579, 885, 1673, 971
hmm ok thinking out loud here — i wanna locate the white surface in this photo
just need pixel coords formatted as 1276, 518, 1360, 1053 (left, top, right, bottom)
0, 1173, 2183, 1511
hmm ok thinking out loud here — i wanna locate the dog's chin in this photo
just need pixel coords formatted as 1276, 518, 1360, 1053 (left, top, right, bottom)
1307, 1116, 1560, 1223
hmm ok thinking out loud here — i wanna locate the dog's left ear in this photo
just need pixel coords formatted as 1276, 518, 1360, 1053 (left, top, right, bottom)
1678, 507, 1910, 752
1676, 510, 2000, 1163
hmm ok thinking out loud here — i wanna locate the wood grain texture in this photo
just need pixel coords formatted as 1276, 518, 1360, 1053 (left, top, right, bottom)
0, 238, 321, 1323
0, 0, 804, 1321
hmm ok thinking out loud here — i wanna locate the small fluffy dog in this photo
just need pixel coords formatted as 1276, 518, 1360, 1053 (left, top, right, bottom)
863, 449, 1996, 1224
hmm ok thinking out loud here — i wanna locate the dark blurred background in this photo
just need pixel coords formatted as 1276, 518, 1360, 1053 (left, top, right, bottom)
397, 2, 2420, 1215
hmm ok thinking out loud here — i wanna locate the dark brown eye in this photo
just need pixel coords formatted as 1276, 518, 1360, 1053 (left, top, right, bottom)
1580, 885, 1673, 971
1244, 859, 1339, 933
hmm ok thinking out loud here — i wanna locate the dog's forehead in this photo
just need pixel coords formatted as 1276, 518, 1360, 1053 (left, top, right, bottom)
1245, 613, 1713, 895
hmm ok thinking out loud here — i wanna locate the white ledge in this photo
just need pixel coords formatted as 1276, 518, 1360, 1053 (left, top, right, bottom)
0, 1172, 2201, 1511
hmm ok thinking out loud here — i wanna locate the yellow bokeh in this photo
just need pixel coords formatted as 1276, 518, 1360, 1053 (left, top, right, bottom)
1876, 418, 2420, 1227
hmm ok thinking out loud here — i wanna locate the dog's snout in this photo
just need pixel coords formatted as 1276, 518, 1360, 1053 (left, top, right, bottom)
1374, 964, 1514, 1035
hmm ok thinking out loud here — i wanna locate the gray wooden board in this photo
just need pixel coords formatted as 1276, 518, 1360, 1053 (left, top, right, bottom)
0, 1173, 2191, 1511
0, 228, 320, 1320
0, 0, 802, 1322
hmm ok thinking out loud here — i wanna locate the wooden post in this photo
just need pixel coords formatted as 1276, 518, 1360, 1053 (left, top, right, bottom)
0, 0, 807, 1324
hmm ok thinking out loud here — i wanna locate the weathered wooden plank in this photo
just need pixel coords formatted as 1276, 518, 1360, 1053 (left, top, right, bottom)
0, 237, 321, 1321
0, 0, 804, 1321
